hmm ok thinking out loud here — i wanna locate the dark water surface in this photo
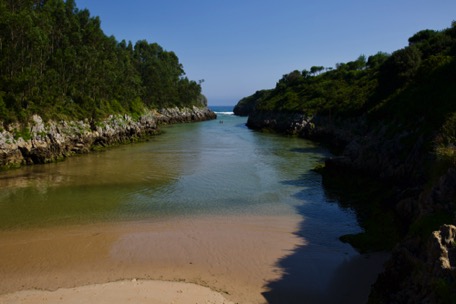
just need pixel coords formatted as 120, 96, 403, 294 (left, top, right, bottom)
0, 106, 385, 303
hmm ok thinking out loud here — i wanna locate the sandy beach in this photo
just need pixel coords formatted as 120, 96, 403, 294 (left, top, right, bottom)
0, 214, 387, 303
0, 215, 303, 303
0, 280, 235, 304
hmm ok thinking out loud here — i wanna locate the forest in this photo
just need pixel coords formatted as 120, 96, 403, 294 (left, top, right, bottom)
236, 22, 456, 149
0, 0, 203, 123
237, 23, 456, 115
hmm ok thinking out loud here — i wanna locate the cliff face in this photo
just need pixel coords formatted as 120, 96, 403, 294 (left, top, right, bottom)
233, 102, 255, 116
247, 110, 428, 184
0, 106, 216, 170
244, 109, 456, 303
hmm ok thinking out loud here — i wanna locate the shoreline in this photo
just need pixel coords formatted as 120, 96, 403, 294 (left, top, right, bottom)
0, 279, 235, 304
0, 215, 303, 304
0, 214, 387, 304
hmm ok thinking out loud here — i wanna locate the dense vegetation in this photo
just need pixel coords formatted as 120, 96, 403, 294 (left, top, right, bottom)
0, 0, 204, 123
237, 21, 456, 164
238, 24, 455, 117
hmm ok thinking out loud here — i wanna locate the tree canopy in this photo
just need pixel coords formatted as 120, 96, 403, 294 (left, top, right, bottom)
0, 0, 203, 123
239, 22, 456, 125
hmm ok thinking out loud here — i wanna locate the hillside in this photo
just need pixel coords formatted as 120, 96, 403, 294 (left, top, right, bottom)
0, 0, 217, 170
235, 22, 456, 303
0, 0, 205, 123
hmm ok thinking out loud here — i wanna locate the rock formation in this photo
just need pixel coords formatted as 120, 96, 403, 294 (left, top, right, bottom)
0, 106, 216, 170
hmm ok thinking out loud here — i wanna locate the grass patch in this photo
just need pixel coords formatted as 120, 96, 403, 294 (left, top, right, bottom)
13, 127, 32, 141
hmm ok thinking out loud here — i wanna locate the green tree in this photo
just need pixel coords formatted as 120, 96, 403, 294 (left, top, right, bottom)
379, 45, 422, 93
310, 66, 324, 75
0, 0, 203, 122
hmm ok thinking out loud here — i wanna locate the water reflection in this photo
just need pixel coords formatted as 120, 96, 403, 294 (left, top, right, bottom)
0, 130, 195, 229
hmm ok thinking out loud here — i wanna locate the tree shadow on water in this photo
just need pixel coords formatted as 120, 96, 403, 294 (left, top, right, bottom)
262, 171, 389, 304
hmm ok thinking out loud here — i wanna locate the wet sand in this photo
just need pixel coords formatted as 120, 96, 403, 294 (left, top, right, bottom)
0, 215, 303, 303
0, 214, 387, 303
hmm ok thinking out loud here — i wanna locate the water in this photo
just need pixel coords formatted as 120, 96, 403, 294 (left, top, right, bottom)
0, 106, 360, 233
0, 106, 385, 303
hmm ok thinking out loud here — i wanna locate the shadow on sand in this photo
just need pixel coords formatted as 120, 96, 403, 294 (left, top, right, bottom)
262, 170, 389, 304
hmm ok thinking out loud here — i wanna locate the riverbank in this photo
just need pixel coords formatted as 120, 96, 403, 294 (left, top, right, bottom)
0, 106, 216, 170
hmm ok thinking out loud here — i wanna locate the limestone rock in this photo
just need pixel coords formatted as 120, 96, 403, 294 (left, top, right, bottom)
429, 225, 456, 276
0, 107, 216, 170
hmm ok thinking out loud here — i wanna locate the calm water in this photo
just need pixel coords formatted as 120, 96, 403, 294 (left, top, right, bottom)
0, 106, 381, 303
0, 106, 360, 235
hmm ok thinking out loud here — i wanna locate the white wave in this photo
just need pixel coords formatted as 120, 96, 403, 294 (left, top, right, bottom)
214, 111, 234, 115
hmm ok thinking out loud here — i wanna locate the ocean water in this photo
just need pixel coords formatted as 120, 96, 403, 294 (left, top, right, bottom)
209, 105, 235, 115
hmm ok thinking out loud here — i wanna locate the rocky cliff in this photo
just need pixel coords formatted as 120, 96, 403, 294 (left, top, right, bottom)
0, 106, 216, 170
244, 109, 456, 303
247, 110, 429, 184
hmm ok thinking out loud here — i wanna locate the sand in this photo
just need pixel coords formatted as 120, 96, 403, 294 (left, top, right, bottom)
0, 280, 234, 304
0, 214, 388, 304
0, 215, 303, 304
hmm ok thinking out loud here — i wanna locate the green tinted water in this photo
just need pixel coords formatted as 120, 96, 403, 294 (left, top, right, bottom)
0, 112, 359, 234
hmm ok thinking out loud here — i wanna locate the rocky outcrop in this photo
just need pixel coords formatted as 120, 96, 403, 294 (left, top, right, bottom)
369, 167, 456, 303
247, 110, 428, 184
246, 110, 359, 146
156, 106, 216, 123
429, 225, 456, 278
246, 111, 313, 135
371, 224, 456, 304
0, 106, 216, 170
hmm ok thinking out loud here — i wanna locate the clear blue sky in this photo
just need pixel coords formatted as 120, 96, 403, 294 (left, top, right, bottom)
75, 0, 456, 106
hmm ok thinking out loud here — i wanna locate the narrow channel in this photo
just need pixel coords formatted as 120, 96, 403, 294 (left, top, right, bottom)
0, 107, 386, 303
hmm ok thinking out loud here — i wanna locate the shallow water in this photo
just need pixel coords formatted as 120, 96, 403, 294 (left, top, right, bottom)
0, 107, 358, 231
0, 107, 383, 303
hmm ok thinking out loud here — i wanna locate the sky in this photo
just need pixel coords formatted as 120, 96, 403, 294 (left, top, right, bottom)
75, 1, 456, 106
